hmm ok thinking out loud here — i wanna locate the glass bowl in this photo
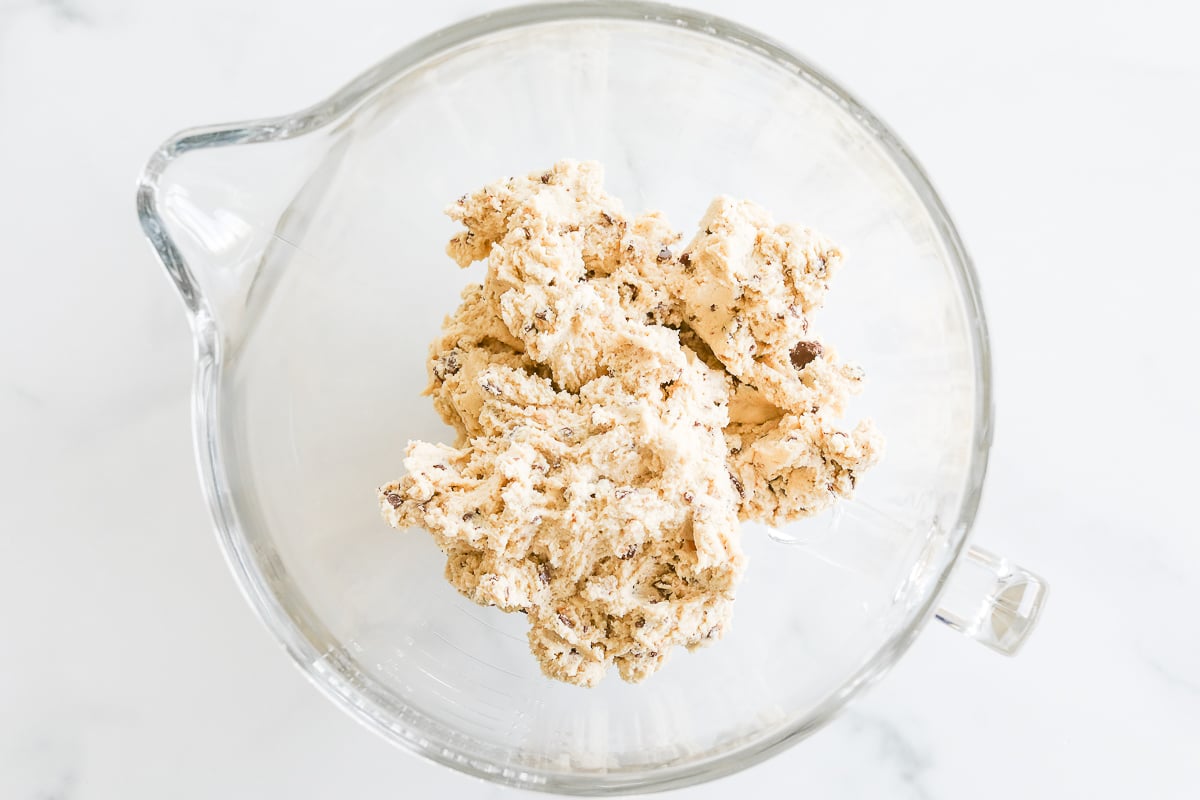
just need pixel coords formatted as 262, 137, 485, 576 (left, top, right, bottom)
136, 1, 1047, 794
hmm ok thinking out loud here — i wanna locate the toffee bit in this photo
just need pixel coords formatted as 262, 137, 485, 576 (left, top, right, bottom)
790, 340, 823, 370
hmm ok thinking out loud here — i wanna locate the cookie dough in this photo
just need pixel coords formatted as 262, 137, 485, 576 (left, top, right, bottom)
380, 161, 881, 686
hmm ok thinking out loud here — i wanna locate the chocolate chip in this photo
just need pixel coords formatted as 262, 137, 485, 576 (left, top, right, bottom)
635, 618, 645, 628
481, 380, 501, 396
790, 340, 823, 370
540, 172, 552, 184
432, 464, 446, 470
704, 227, 713, 235
620, 544, 638, 560
614, 488, 631, 500
538, 563, 551, 585
682, 491, 695, 503
436, 350, 461, 378
679, 252, 691, 267
384, 492, 403, 508
648, 651, 659, 657
523, 228, 532, 240
657, 247, 672, 262
559, 427, 573, 438
600, 211, 614, 224
558, 611, 575, 628
709, 303, 717, 312
728, 472, 745, 498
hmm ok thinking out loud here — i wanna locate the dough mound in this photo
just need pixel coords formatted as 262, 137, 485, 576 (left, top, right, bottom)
380, 161, 881, 686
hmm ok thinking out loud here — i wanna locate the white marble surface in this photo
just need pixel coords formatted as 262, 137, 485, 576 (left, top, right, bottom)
2, 0, 1198, 797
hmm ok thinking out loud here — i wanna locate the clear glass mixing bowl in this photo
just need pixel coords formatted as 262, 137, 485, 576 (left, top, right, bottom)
137, 1, 1047, 794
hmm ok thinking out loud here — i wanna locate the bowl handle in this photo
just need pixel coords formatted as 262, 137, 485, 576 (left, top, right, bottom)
935, 546, 1048, 655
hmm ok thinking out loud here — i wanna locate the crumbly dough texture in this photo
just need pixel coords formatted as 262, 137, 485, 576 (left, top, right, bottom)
380, 161, 882, 687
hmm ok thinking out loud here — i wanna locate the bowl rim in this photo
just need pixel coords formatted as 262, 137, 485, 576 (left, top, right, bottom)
136, 0, 993, 794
